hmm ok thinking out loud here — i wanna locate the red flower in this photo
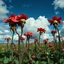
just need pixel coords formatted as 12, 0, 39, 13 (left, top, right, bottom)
48, 16, 62, 25
16, 14, 28, 27
17, 14, 28, 21
5, 37, 11, 41
21, 36, 25, 40
49, 43, 52, 47
3, 14, 18, 23
43, 39, 48, 43
34, 38, 39, 43
24, 32, 34, 38
51, 30, 56, 36
37, 28, 46, 33
31, 55, 36, 59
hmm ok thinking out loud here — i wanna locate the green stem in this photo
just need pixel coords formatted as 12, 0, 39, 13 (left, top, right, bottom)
22, 40, 24, 48
7, 40, 9, 51
35, 42, 36, 51
57, 28, 61, 60
18, 27, 23, 64
54, 35, 57, 50
11, 31, 14, 64
28, 39, 30, 50
15, 29, 21, 64
26, 37, 27, 48
39, 32, 40, 46
45, 43, 46, 53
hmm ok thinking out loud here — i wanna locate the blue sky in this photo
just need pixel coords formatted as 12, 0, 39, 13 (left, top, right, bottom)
4, 0, 64, 19
0, 0, 64, 43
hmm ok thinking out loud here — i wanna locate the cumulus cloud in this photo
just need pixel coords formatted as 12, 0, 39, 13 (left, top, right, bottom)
16, 16, 52, 42
21, 16, 51, 42
0, 0, 10, 43
61, 25, 64, 37
52, 0, 64, 10
0, 0, 9, 20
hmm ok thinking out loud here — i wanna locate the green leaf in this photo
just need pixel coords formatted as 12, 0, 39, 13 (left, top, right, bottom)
8, 56, 12, 62
0, 58, 3, 62
3, 57, 9, 64
14, 59, 19, 64
35, 61, 39, 64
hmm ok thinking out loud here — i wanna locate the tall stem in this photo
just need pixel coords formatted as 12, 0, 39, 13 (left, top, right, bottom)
54, 35, 57, 50
7, 40, 9, 51
28, 39, 30, 50
26, 37, 27, 48
22, 40, 24, 48
11, 31, 14, 64
45, 43, 46, 53
57, 28, 61, 60
16, 29, 21, 64
35, 42, 36, 52
39, 32, 40, 46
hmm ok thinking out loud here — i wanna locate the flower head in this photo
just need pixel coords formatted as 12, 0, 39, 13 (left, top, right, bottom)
21, 36, 25, 40
3, 14, 18, 32
49, 43, 53, 47
51, 30, 56, 36
37, 28, 46, 35
43, 39, 48, 44
31, 55, 36, 59
24, 32, 34, 37
3, 14, 18, 23
48, 16, 62, 25
37, 28, 46, 33
17, 14, 28, 20
48, 16, 62, 29
17, 14, 28, 27
5, 37, 11, 41
34, 38, 39, 44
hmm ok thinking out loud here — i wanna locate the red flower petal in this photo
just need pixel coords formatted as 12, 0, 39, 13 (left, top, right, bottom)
49, 43, 52, 47
24, 32, 34, 37
48, 20, 53, 25
17, 14, 28, 21
3, 19, 11, 23
57, 17, 62, 23
21, 37, 25, 40
5, 37, 11, 40
10, 14, 18, 22
37, 28, 46, 33
52, 16, 58, 21
43, 39, 48, 43
51, 30, 56, 34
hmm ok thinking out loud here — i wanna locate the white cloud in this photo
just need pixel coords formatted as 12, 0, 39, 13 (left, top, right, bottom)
23, 16, 51, 42
4, 30, 10, 34
0, 0, 9, 20
13, 34, 26, 41
52, 0, 64, 10
61, 25, 64, 37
